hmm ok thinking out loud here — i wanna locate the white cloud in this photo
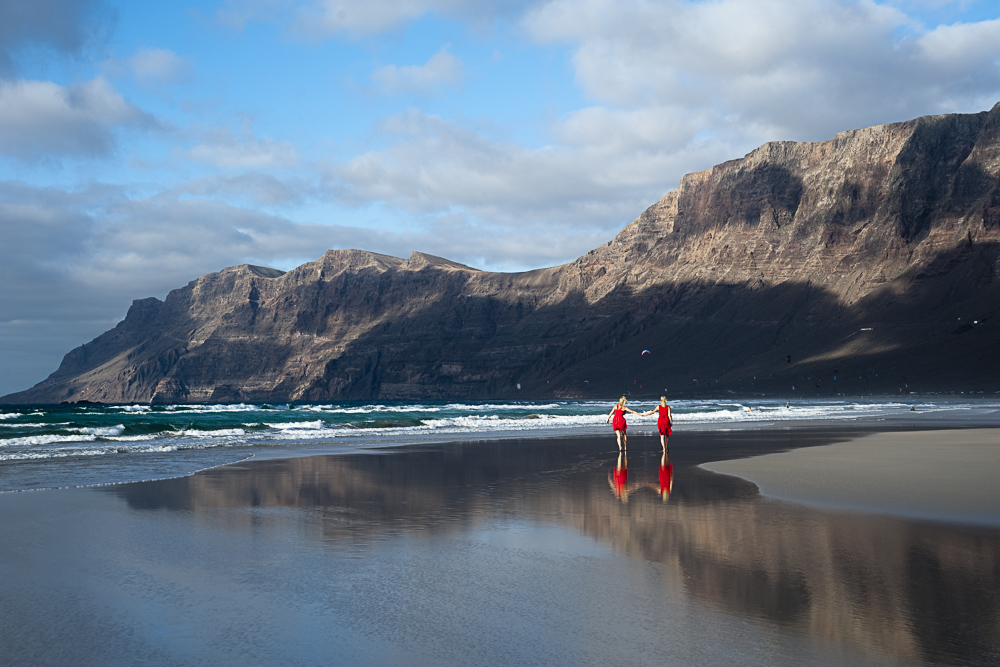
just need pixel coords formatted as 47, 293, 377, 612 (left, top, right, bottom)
187, 126, 300, 169
371, 48, 463, 95
523, 0, 1000, 141
173, 172, 316, 206
0, 76, 155, 160
916, 17, 1000, 67
324, 109, 712, 242
128, 48, 192, 86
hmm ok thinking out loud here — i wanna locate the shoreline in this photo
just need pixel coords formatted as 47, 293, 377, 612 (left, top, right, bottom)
3, 406, 999, 495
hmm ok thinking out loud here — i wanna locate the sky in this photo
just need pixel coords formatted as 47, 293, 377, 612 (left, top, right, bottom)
2, 0, 1000, 396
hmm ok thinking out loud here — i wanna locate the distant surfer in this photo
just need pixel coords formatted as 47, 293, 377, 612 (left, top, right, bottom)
641, 396, 673, 451
606, 396, 639, 450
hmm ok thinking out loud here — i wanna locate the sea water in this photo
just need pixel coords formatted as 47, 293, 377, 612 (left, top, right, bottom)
0, 398, 995, 492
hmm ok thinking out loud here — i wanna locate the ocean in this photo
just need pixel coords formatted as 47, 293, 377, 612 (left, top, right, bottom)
1, 397, 996, 493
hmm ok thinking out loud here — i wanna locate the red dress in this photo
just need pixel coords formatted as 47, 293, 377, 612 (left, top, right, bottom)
659, 462, 673, 496
613, 467, 628, 497
657, 405, 672, 436
611, 407, 627, 431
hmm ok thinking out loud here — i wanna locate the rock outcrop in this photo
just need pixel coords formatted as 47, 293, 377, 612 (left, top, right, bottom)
5, 105, 1000, 403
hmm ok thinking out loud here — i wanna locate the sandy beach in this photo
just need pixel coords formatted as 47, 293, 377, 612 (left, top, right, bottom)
2, 421, 999, 666
703, 428, 1000, 526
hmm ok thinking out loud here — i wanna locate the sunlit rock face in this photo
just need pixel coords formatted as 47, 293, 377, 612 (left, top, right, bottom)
6, 104, 1000, 403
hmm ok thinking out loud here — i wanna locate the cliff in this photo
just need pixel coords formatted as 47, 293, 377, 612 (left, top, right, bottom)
5, 104, 1000, 403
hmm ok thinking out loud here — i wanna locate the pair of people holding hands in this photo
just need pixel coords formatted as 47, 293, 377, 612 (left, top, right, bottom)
606, 396, 672, 451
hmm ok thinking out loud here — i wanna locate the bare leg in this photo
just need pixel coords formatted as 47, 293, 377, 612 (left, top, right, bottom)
622, 431, 628, 449
615, 429, 623, 450
663, 435, 669, 451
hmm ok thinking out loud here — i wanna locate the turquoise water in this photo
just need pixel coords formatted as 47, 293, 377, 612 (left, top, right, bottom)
0, 398, 994, 492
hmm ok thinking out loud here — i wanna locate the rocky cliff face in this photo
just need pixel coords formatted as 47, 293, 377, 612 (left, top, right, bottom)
5, 105, 1000, 403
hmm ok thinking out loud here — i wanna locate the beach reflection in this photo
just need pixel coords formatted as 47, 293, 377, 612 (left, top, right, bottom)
607, 450, 673, 503
608, 450, 628, 501
113, 435, 1000, 665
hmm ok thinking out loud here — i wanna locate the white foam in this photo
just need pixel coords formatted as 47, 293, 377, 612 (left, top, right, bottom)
165, 404, 262, 413
265, 420, 325, 430
1, 421, 75, 430
71, 425, 126, 437
266, 428, 346, 440
181, 428, 247, 437
0, 412, 23, 420
307, 404, 393, 415
0, 442, 181, 461
0, 433, 98, 447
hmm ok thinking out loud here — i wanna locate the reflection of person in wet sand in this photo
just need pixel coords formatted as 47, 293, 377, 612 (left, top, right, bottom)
641, 396, 673, 451
606, 396, 639, 450
608, 450, 674, 503
659, 450, 673, 501
608, 449, 628, 501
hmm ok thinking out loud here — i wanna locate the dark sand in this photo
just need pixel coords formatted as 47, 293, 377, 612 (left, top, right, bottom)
2, 424, 999, 666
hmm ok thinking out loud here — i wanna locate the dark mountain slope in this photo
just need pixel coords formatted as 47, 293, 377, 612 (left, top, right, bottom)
5, 105, 1000, 403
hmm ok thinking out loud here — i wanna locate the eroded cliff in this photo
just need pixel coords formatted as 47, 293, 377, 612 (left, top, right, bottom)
5, 104, 1000, 403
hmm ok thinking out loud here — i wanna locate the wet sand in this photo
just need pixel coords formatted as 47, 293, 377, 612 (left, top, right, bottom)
703, 428, 1000, 526
2, 424, 999, 666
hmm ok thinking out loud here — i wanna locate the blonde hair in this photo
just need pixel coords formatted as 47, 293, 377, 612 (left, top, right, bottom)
660, 396, 667, 406
618, 396, 627, 406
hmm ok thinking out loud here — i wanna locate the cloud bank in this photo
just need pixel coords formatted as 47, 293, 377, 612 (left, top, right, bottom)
0, 77, 155, 160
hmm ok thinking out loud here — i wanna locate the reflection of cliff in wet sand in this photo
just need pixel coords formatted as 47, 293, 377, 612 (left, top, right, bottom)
114, 436, 1000, 664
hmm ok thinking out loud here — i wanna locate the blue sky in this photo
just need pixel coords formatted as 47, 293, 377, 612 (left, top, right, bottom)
2, 0, 1000, 395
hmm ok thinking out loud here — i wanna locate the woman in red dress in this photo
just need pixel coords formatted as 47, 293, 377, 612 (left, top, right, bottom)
605, 396, 639, 450
642, 396, 673, 451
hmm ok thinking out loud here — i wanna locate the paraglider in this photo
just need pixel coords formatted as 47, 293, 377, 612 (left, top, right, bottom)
641, 350, 651, 356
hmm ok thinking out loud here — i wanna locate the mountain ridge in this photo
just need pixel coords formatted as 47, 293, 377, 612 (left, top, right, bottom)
5, 104, 1000, 403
